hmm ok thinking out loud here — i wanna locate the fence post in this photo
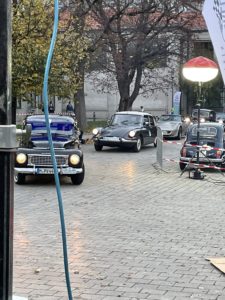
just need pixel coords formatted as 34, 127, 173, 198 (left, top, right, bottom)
156, 127, 163, 168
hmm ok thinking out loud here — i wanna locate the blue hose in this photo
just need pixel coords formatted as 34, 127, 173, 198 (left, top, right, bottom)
42, 0, 73, 299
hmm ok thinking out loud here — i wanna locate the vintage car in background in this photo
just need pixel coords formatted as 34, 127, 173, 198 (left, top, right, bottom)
14, 114, 85, 185
216, 112, 225, 126
192, 108, 216, 123
92, 111, 157, 152
179, 122, 225, 170
157, 114, 189, 139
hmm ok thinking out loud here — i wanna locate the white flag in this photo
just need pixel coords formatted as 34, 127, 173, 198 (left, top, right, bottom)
173, 91, 181, 115
203, 0, 225, 83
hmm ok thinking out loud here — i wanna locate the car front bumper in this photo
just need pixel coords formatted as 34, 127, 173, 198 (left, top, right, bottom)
94, 136, 137, 147
14, 166, 83, 175
180, 157, 224, 164
162, 129, 178, 137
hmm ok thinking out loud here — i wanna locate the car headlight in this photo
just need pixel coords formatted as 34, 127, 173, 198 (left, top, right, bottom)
128, 130, 136, 138
69, 154, 80, 166
200, 118, 205, 123
92, 128, 99, 135
16, 153, 27, 164
218, 119, 223, 124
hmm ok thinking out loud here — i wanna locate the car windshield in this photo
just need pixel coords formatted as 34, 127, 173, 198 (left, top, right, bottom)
191, 126, 217, 137
29, 121, 75, 136
187, 125, 219, 146
159, 115, 181, 122
111, 114, 142, 126
192, 110, 210, 118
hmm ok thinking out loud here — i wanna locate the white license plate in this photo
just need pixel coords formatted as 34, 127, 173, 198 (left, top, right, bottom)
102, 137, 120, 142
37, 168, 55, 174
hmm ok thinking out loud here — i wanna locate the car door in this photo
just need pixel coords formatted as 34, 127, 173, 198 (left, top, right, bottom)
142, 115, 156, 145
149, 115, 157, 143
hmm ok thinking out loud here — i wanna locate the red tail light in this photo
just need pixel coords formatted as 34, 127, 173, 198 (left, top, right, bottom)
216, 150, 222, 158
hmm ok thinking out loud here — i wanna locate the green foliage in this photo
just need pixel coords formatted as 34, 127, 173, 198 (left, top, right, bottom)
12, 0, 89, 100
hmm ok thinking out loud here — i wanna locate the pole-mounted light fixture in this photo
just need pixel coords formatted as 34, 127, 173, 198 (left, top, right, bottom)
182, 56, 219, 179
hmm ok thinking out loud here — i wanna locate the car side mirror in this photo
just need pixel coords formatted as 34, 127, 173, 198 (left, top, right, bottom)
144, 121, 149, 126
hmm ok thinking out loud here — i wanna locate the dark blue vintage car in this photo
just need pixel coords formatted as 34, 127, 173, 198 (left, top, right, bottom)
179, 122, 225, 170
92, 111, 157, 152
14, 114, 85, 185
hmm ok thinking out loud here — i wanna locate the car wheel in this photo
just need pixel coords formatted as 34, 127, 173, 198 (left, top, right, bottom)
177, 128, 182, 140
133, 138, 142, 152
94, 144, 103, 151
14, 173, 26, 185
71, 164, 85, 185
179, 162, 186, 170
154, 137, 157, 147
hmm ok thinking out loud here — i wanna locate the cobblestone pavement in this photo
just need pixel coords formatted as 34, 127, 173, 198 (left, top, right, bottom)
13, 140, 225, 300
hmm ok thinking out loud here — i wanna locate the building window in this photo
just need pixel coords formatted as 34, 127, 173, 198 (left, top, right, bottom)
193, 41, 214, 59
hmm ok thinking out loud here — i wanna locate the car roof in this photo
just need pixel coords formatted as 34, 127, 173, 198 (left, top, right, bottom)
160, 114, 181, 116
189, 122, 223, 128
115, 111, 152, 116
26, 114, 75, 123
192, 108, 215, 112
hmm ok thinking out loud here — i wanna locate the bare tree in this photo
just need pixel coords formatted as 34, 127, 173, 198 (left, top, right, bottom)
85, 0, 203, 111
60, 0, 90, 131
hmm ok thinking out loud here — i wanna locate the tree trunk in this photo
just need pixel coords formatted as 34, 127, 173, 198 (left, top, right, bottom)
74, 70, 86, 131
118, 97, 133, 111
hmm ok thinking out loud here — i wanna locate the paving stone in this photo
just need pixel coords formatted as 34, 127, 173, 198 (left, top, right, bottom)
13, 142, 225, 299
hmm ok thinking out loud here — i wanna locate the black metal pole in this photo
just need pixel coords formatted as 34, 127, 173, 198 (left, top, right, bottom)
0, 0, 14, 299
196, 82, 202, 166
196, 103, 200, 165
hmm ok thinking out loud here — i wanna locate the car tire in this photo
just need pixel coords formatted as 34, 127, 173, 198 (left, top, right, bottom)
133, 138, 142, 152
71, 164, 85, 185
14, 173, 26, 185
94, 144, 103, 151
177, 128, 182, 140
179, 162, 186, 170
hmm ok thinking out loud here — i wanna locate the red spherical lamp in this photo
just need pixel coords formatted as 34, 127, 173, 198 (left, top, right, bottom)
182, 56, 219, 83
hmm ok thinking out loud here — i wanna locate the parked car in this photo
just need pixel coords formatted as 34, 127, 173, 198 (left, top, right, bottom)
192, 108, 216, 123
92, 111, 157, 152
14, 114, 85, 185
216, 112, 225, 126
157, 114, 189, 139
179, 122, 225, 170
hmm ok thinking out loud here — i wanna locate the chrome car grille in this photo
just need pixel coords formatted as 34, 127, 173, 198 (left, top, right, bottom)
28, 154, 68, 166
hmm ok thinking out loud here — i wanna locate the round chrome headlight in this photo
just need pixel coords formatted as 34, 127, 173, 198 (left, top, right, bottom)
128, 130, 136, 138
16, 153, 27, 164
69, 154, 80, 165
92, 128, 99, 135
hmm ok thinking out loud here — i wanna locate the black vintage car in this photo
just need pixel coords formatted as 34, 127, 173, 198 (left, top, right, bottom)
192, 108, 216, 123
14, 114, 85, 185
179, 122, 225, 170
92, 111, 157, 152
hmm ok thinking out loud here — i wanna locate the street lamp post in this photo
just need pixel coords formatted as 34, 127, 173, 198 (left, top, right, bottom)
182, 56, 219, 179
171, 73, 174, 113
